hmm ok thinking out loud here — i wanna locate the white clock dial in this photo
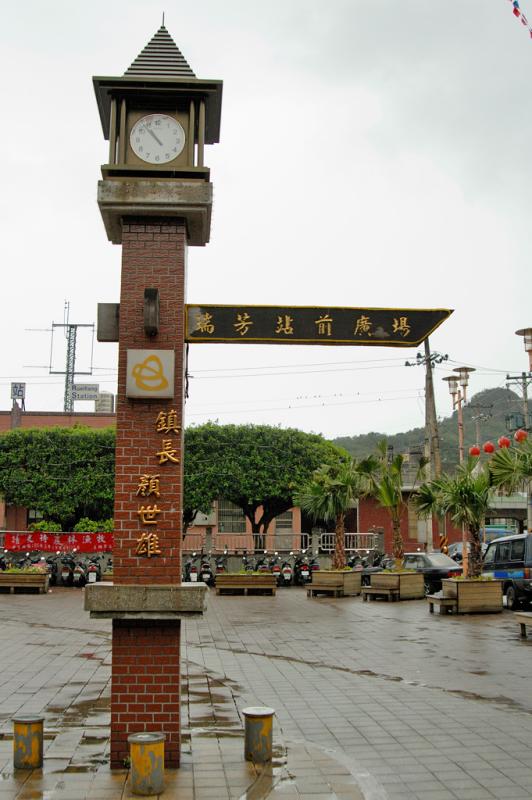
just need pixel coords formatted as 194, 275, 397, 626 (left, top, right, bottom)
130, 114, 186, 164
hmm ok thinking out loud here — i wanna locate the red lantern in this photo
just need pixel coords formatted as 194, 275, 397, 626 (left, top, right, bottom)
498, 436, 511, 449
469, 445, 481, 457
514, 428, 529, 443
483, 441, 495, 454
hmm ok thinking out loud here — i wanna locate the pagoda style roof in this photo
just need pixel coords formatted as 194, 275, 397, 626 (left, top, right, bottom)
124, 25, 196, 78
93, 25, 222, 144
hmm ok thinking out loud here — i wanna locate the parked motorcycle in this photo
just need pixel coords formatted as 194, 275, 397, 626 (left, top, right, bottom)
215, 550, 228, 577
73, 559, 88, 588
60, 556, 75, 586
199, 553, 215, 587
293, 551, 311, 585
86, 556, 102, 584
279, 554, 294, 587
308, 553, 320, 581
184, 552, 200, 582
268, 552, 282, 585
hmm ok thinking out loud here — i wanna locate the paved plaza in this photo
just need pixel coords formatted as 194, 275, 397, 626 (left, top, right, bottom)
0, 587, 531, 799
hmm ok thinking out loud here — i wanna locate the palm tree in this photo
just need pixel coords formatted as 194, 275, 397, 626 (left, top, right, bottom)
414, 459, 492, 577
295, 459, 363, 569
357, 442, 427, 570
489, 438, 532, 533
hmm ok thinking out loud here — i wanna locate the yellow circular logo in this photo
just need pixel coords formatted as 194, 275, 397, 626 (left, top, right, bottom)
132, 354, 169, 392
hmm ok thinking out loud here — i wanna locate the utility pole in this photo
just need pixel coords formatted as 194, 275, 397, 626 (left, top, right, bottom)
405, 340, 446, 551
49, 303, 95, 413
469, 403, 493, 447
505, 372, 531, 432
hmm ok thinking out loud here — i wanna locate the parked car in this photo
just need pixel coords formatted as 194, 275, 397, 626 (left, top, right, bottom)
448, 541, 488, 562
482, 533, 532, 610
402, 552, 462, 594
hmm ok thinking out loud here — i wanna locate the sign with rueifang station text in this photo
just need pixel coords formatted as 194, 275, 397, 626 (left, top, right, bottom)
185, 305, 453, 347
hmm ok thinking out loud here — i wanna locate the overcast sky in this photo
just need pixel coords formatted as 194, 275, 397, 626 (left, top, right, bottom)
1, 0, 531, 440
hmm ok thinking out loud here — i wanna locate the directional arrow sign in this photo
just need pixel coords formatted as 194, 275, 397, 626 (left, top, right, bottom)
185, 305, 452, 347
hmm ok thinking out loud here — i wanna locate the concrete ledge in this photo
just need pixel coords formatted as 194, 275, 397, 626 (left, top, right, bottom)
97, 179, 213, 246
84, 582, 208, 620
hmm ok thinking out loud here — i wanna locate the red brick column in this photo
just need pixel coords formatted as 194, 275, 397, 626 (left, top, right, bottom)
110, 219, 186, 768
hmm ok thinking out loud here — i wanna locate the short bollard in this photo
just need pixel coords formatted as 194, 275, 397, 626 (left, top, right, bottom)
242, 706, 275, 763
128, 732, 165, 796
13, 715, 44, 769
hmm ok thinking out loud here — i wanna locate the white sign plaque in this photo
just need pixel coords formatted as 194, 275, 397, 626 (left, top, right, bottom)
11, 383, 26, 400
126, 350, 175, 399
73, 383, 99, 401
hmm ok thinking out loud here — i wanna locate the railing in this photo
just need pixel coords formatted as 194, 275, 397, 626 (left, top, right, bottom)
319, 532, 380, 553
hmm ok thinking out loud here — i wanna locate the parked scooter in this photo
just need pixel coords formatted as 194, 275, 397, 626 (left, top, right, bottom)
268, 552, 282, 585
254, 553, 271, 573
86, 556, 102, 584
184, 552, 200, 582
199, 553, 215, 587
73, 558, 88, 588
308, 553, 320, 582
60, 555, 76, 586
215, 549, 228, 577
293, 551, 311, 585
279, 554, 294, 587
241, 553, 254, 572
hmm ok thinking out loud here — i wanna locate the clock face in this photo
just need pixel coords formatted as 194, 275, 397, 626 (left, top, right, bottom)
129, 114, 186, 164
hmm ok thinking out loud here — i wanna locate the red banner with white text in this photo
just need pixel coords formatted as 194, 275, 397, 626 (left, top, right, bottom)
4, 532, 113, 553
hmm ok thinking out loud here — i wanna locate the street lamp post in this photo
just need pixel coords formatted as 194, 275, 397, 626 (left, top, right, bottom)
443, 366, 475, 576
515, 328, 532, 533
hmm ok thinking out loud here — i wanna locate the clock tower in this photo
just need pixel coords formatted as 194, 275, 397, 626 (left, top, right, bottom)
86, 26, 222, 770
93, 24, 222, 245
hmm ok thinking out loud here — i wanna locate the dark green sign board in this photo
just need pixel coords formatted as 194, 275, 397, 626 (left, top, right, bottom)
185, 305, 452, 347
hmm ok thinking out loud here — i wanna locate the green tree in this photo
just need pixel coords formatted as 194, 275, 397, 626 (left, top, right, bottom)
0, 427, 115, 530
414, 459, 493, 577
357, 441, 427, 568
295, 458, 363, 569
184, 422, 344, 541
489, 438, 532, 533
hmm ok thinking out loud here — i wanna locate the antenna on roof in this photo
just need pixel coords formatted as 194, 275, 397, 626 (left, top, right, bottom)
162, 11, 165, 26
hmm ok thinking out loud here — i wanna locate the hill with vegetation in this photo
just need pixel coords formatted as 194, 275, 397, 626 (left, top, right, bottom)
332, 387, 530, 472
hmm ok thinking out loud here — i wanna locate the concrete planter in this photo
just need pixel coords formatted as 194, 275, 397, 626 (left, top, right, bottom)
311, 570, 361, 596
0, 573, 49, 594
442, 578, 503, 614
371, 571, 425, 600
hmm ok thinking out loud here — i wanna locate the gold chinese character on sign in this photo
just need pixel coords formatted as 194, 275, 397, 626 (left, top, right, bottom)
233, 312, 253, 336
353, 315, 373, 336
157, 439, 180, 464
136, 531, 162, 557
275, 315, 294, 335
392, 316, 411, 337
137, 504, 162, 525
195, 311, 215, 334
136, 474, 161, 498
315, 314, 333, 337
155, 410, 180, 434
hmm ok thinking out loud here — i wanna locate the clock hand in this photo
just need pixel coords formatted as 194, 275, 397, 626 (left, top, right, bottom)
145, 127, 163, 147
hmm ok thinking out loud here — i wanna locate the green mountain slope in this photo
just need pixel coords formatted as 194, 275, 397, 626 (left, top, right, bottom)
332, 387, 530, 472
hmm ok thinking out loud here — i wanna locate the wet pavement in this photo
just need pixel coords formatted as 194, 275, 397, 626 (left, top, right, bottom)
0, 587, 531, 798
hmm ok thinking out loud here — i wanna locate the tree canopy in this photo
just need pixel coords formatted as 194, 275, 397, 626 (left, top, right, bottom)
0, 423, 344, 535
184, 422, 345, 534
0, 426, 115, 530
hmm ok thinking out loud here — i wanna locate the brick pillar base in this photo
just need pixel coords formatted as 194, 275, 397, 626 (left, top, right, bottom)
110, 619, 181, 769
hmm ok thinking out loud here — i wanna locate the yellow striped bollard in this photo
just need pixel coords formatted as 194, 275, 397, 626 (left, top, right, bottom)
242, 706, 275, 763
13, 715, 44, 769
128, 732, 165, 796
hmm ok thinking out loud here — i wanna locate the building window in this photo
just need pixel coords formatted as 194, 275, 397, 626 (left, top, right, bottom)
217, 500, 246, 533
27, 509, 44, 526
407, 501, 418, 540
275, 510, 293, 531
